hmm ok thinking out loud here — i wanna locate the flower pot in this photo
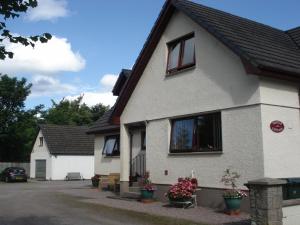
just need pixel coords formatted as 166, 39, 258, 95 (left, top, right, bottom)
224, 197, 242, 215
169, 197, 193, 208
140, 189, 154, 199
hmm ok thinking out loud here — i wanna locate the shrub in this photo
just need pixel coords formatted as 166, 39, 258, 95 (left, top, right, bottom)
166, 177, 198, 201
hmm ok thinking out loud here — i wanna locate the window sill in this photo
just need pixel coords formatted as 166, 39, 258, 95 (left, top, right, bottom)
165, 65, 195, 77
168, 151, 223, 156
103, 156, 120, 159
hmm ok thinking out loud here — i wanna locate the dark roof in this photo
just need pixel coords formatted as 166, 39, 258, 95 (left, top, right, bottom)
111, 0, 300, 121
112, 69, 132, 96
39, 124, 94, 155
286, 27, 300, 48
86, 108, 119, 134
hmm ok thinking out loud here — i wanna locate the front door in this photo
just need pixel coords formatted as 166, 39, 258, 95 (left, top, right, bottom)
130, 130, 146, 183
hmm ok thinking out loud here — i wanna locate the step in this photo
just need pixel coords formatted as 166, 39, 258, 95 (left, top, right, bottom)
131, 182, 140, 187
121, 191, 141, 199
129, 186, 141, 193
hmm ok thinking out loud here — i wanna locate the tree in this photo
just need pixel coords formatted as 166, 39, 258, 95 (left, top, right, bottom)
0, 75, 42, 161
0, 75, 31, 134
41, 96, 109, 126
0, 0, 52, 59
90, 103, 110, 122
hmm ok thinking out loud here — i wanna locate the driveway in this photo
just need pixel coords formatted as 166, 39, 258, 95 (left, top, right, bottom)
0, 180, 249, 225
0, 180, 200, 225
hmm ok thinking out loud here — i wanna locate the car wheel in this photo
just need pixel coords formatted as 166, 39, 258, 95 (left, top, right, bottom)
5, 177, 9, 183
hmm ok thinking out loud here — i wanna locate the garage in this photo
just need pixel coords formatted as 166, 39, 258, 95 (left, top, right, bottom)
30, 124, 94, 180
35, 160, 46, 180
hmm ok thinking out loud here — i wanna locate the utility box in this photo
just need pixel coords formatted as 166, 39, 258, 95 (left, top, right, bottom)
282, 178, 300, 200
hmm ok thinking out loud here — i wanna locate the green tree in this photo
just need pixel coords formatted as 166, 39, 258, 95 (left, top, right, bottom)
0, 0, 52, 59
90, 103, 110, 122
42, 96, 109, 126
0, 75, 42, 161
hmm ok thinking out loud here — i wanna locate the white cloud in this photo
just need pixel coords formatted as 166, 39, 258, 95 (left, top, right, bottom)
100, 74, 118, 88
65, 92, 117, 107
31, 75, 77, 97
0, 35, 85, 75
27, 0, 69, 21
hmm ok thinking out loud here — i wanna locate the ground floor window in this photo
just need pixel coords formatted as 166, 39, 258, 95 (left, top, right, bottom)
103, 135, 120, 156
170, 112, 222, 153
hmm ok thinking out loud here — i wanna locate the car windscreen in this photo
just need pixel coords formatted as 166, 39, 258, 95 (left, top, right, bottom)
10, 168, 25, 174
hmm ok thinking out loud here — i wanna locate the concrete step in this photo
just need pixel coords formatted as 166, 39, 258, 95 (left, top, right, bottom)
121, 191, 141, 199
131, 182, 140, 187
129, 186, 141, 193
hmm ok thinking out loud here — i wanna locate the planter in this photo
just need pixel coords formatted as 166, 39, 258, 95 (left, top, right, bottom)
91, 176, 100, 187
224, 197, 242, 215
140, 189, 154, 199
169, 197, 193, 208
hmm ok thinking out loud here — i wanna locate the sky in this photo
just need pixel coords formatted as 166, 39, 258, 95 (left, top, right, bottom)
2, 0, 300, 109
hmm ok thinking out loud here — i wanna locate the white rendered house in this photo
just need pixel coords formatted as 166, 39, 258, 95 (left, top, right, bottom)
107, 0, 300, 210
30, 124, 94, 180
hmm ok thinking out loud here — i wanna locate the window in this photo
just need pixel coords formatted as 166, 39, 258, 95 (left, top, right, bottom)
39, 137, 43, 147
103, 135, 120, 156
141, 131, 146, 150
170, 112, 222, 153
167, 33, 195, 74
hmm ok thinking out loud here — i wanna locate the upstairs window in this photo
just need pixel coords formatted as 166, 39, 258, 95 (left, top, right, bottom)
39, 137, 43, 147
167, 33, 195, 74
103, 135, 120, 156
170, 112, 222, 153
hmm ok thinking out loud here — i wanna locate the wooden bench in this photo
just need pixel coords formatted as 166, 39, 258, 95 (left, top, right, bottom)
65, 172, 82, 181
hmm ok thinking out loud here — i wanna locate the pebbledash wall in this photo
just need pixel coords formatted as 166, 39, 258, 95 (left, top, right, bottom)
30, 131, 94, 180
120, 9, 300, 202
283, 204, 300, 225
30, 131, 52, 179
94, 134, 120, 176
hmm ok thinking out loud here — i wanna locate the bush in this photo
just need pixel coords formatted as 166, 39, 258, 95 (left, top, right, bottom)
166, 177, 198, 201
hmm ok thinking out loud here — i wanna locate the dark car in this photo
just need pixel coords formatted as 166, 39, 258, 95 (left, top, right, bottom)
0, 167, 28, 182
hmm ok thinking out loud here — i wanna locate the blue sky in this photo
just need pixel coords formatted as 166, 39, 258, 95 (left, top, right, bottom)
2, 0, 299, 109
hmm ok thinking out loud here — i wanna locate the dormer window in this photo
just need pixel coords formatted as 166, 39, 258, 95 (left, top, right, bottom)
167, 33, 195, 74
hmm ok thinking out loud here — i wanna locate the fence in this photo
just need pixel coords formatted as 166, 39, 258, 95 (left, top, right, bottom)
0, 162, 30, 174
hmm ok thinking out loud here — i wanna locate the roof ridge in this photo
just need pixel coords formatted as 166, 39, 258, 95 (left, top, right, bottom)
285, 27, 300, 50
286, 26, 300, 32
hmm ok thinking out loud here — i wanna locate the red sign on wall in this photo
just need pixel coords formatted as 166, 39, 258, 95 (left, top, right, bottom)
270, 121, 284, 133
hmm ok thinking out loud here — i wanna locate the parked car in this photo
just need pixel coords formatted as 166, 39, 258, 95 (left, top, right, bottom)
0, 167, 28, 182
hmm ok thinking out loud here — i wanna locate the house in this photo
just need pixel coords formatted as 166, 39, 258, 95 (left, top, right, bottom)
87, 69, 145, 178
108, 0, 300, 209
30, 124, 94, 180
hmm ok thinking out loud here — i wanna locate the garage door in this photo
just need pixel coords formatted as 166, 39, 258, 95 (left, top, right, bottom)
35, 160, 46, 180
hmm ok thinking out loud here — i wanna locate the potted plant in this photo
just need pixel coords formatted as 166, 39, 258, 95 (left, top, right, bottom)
166, 177, 198, 207
139, 172, 156, 202
221, 169, 247, 215
91, 174, 100, 187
